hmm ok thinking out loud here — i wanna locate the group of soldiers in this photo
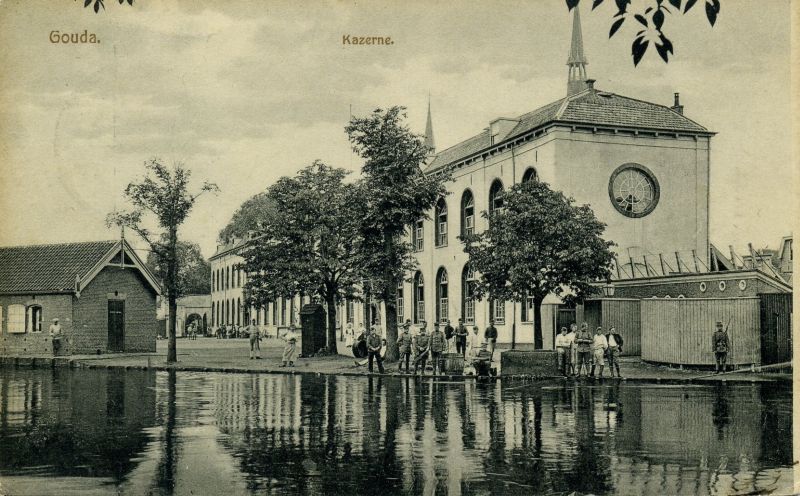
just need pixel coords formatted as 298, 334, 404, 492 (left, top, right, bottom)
555, 323, 624, 378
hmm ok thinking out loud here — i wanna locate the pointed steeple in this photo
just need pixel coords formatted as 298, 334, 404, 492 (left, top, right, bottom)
424, 96, 436, 155
567, 5, 589, 96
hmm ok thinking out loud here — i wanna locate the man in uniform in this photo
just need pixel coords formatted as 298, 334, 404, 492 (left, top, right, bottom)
712, 321, 730, 374
555, 327, 570, 376
366, 326, 385, 374
485, 319, 498, 360
414, 321, 430, 375
591, 326, 608, 378
574, 323, 593, 377
396, 322, 414, 373
247, 319, 261, 360
605, 325, 624, 378
429, 322, 447, 375
443, 319, 455, 350
454, 318, 469, 358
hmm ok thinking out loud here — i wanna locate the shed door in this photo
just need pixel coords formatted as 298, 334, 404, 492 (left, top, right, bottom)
108, 300, 125, 352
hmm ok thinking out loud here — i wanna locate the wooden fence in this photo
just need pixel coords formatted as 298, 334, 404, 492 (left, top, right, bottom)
641, 297, 761, 366
759, 293, 792, 365
582, 299, 642, 355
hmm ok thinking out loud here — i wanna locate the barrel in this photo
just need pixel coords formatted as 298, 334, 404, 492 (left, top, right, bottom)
441, 353, 464, 374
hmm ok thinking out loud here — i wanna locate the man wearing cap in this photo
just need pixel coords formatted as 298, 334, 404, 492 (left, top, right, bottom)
281, 324, 299, 367
49, 318, 62, 356
605, 326, 624, 378
396, 322, 414, 373
414, 322, 430, 375
454, 318, 469, 358
247, 319, 261, 360
429, 321, 447, 375
484, 319, 498, 360
555, 327, 570, 376
366, 326, 385, 374
591, 326, 608, 378
574, 323, 593, 377
712, 321, 729, 374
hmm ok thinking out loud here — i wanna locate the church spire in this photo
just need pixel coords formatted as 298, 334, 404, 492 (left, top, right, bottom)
567, 5, 589, 96
424, 95, 436, 154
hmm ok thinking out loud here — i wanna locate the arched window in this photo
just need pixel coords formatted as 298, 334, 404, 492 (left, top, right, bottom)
522, 167, 538, 183
237, 268, 241, 288
489, 179, 504, 217
461, 190, 475, 237
26, 305, 43, 333
396, 281, 404, 324
413, 271, 425, 324
434, 198, 448, 247
461, 265, 476, 324
412, 219, 424, 252
436, 268, 449, 322
237, 298, 241, 326
226, 267, 231, 289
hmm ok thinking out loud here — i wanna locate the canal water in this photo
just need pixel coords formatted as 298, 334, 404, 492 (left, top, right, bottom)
0, 369, 792, 495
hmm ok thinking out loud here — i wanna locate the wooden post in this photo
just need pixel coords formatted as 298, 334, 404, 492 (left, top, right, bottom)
692, 250, 700, 273
614, 257, 621, 279
729, 245, 738, 269
675, 252, 682, 273
643, 256, 651, 277
659, 253, 667, 275
629, 256, 637, 278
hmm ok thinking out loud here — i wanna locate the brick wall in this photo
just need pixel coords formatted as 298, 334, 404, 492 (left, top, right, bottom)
72, 266, 158, 354
0, 294, 73, 356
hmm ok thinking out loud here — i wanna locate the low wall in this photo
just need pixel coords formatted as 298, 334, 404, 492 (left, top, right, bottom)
501, 350, 559, 377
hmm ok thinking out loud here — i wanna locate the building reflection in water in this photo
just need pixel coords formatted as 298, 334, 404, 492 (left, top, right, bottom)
0, 369, 792, 495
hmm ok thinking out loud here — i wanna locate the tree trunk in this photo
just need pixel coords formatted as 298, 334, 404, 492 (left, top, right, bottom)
324, 291, 338, 355
533, 295, 544, 350
166, 228, 178, 363
382, 232, 399, 361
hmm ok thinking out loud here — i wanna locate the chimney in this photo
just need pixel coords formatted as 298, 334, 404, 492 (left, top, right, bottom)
586, 79, 595, 90
671, 92, 684, 114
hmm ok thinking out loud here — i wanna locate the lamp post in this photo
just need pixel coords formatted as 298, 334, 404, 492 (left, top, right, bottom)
602, 282, 615, 298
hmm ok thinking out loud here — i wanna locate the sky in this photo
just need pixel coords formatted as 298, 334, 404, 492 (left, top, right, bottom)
0, 0, 794, 259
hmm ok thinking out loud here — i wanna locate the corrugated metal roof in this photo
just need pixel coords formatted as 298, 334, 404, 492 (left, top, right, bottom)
0, 241, 116, 294
425, 88, 711, 173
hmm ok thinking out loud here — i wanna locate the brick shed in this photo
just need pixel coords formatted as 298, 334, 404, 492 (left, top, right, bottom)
0, 240, 161, 356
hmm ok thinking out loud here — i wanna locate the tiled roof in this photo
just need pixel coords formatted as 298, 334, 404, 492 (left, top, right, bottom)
425, 88, 710, 172
0, 241, 116, 294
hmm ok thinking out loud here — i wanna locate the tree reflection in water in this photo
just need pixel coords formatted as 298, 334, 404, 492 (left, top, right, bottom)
0, 369, 792, 495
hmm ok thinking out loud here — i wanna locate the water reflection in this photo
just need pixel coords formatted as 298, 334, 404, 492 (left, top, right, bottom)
0, 369, 792, 495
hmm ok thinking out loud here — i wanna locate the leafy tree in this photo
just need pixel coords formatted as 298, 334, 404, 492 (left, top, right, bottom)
567, 0, 721, 65
241, 161, 363, 354
146, 240, 211, 296
217, 192, 277, 244
346, 107, 449, 360
462, 180, 615, 349
107, 159, 218, 362
77, 0, 133, 14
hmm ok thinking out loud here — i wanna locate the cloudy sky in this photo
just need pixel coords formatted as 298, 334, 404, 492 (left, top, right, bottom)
0, 0, 793, 259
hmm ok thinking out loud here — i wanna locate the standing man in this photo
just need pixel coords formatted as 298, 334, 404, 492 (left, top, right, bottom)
605, 325, 624, 378
566, 323, 577, 376
467, 325, 483, 358
485, 319, 498, 360
443, 319, 455, 351
414, 322, 430, 375
454, 318, 469, 358
247, 319, 261, 360
555, 327, 570, 376
49, 318, 62, 356
281, 324, 299, 367
712, 321, 730, 374
396, 322, 414, 373
575, 323, 593, 377
591, 326, 608, 378
366, 326, 385, 374
429, 322, 447, 375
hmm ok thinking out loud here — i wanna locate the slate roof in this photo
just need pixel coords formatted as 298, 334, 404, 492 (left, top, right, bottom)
425, 88, 711, 173
0, 241, 117, 294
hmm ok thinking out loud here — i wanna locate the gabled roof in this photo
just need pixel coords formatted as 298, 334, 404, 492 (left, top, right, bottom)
0, 240, 161, 295
425, 87, 712, 173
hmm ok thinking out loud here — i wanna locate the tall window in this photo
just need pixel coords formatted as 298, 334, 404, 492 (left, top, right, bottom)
346, 299, 354, 324
281, 298, 287, 326
272, 301, 278, 326
434, 198, 448, 247
396, 281, 404, 324
0, 306, 3, 335
488, 180, 504, 218
461, 265, 476, 324
436, 268, 449, 322
236, 298, 241, 326
413, 271, 425, 324
461, 190, 475, 237
290, 298, 296, 325
226, 267, 231, 289
237, 268, 241, 287
26, 305, 43, 333
211, 303, 215, 327
412, 219, 424, 252
522, 167, 538, 183
491, 299, 505, 324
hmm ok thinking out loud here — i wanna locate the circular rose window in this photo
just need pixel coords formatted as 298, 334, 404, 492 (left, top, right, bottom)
609, 164, 660, 218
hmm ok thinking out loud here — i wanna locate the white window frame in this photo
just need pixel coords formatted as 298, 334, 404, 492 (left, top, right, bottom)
492, 299, 506, 325
397, 282, 404, 324
7, 304, 25, 333
414, 220, 424, 252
